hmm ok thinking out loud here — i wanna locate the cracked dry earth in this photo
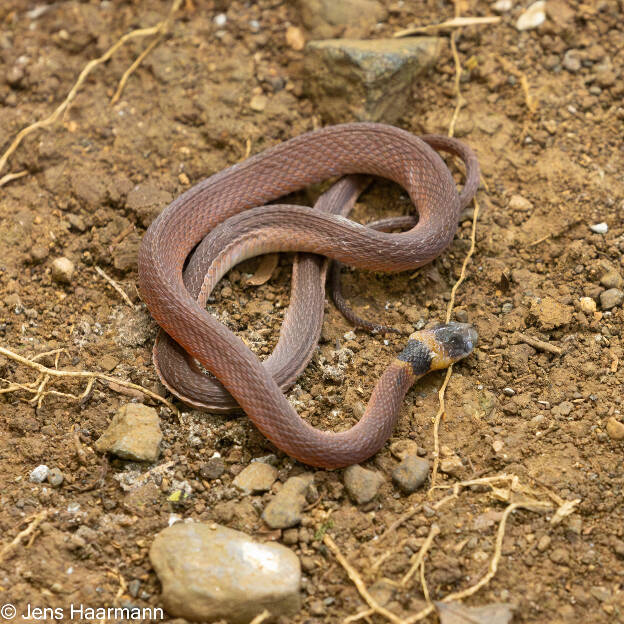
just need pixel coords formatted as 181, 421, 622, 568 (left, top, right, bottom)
0, 0, 623, 623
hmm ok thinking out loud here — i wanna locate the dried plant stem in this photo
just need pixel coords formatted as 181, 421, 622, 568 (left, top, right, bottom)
0, 510, 47, 563
0, 0, 182, 177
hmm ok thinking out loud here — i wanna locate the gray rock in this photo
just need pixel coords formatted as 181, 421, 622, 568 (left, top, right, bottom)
200, 457, 225, 480
262, 474, 314, 528
296, 0, 386, 38
563, 49, 582, 72
47, 468, 64, 487
150, 523, 301, 623
600, 288, 624, 310
95, 404, 162, 462
51, 257, 75, 284
304, 37, 441, 124
600, 270, 623, 289
30, 464, 50, 483
344, 464, 383, 504
392, 456, 429, 493
233, 462, 278, 494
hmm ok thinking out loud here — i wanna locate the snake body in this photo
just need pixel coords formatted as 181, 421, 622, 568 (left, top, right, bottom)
138, 123, 480, 468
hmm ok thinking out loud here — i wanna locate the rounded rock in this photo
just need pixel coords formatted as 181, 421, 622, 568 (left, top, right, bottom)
30, 464, 50, 483
579, 297, 597, 315
232, 462, 278, 494
392, 456, 429, 494
51, 257, 75, 284
47, 468, 64, 487
343, 464, 383, 504
262, 474, 313, 529
149, 522, 301, 623
606, 417, 624, 441
599, 288, 624, 310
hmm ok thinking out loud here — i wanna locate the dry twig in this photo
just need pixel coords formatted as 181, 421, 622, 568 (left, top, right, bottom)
0, 0, 182, 178
248, 610, 271, 624
0, 345, 178, 415
516, 333, 563, 356
394, 16, 501, 37
95, 266, 136, 308
0, 510, 48, 563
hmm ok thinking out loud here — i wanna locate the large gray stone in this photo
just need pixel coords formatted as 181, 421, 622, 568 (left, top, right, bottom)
150, 523, 301, 622
304, 37, 441, 123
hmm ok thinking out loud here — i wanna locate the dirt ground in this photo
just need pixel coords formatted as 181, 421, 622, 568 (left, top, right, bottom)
1, 0, 623, 622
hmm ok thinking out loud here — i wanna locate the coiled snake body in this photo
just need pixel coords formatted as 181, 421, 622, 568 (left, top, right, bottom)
138, 123, 479, 468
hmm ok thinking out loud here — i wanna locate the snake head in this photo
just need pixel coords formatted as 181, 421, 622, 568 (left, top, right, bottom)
427, 322, 478, 369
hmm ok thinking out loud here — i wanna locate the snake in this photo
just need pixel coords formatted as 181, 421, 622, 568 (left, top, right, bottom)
138, 123, 480, 468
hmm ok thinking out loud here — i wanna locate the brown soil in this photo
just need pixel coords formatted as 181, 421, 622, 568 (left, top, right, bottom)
1, 1, 623, 623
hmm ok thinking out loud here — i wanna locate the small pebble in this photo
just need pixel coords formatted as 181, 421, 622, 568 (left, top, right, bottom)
6, 65, 24, 87
47, 468, 64, 487
516, 1, 546, 31
286, 26, 305, 51
492, 440, 504, 453
51, 257, 75, 284
549, 546, 570, 565
590, 222, 608, 234
599, 288, 623, 310
343, 464, 383, 504
537, 535, 552, 552
606, 417, 624, 441
213, 13, 227, 27
579, 297, 597, 314
30, 464, 50, 483
232, 463, 278, 494
600, 271, 623, 289
249, 94, 268, 112
509, 195, 533, 211
200, 457, 225, 480
563, 49, 582, 73
439, 455, 464, 477
262, 474, 313, 528
503, 387, 516, 396
492, 0, 512, 12
392, 456, 429, 494
128, 579, 141, 598
30, 244, 49, 263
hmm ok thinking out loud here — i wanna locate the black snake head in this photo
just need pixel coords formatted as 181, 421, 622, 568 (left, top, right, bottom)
432, 322, 478, 361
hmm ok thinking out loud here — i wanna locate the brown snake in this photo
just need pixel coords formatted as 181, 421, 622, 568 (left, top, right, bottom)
138, 123, 480, 468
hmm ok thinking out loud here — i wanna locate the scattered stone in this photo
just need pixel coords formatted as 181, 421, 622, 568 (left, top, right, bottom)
126, 183, 172, 228
213, 13, 227, 27
436, 601, 515, 624
392, 456, 429, 494
30, 244, 49, 264
530, 296, 573, 330
389, 439, 419, 460
282, 528, 299, 545
612, 538, 624, 559
600, 271, 623, 289
29, 464, 50, 483
343, 464, 383, 504
599, 288, 624, 310
249, 94, 268, 112
578, 297, 597, 315
95, 404, 162, 462
150, 523, 301, 623
549, 546, 570, 565
563, 49, 582, 73
304, 37, 441, 124
590, 222, 609, 234
509, 195, 533, 212
233, 462, 278, 494
6, 64, 25, 87
439, 455, 464, 477
492, 0, 512, 12
606, 417, 624, 441
296, 0, 386, 38
492, 440, 504, 454
537, 535, 551, 552
47, 468, 64, 487
503, 387, 515, 396
200, 457, 226, 480
552, 401, 574, 417
51, 257, 75, 284
262, 474, 314, 528
516, 1, 546, 31
286, 26, 305, 51
67, 213, 87, 232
